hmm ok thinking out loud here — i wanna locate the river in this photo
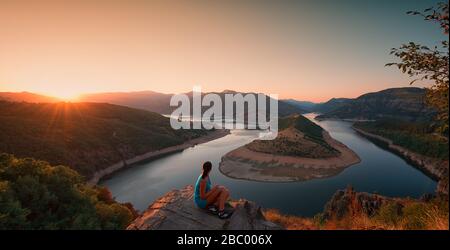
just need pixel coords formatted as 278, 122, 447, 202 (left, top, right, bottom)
100, 114, 437, 217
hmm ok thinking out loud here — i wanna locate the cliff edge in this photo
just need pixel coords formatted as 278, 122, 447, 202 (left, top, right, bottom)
127, 185, 283, 230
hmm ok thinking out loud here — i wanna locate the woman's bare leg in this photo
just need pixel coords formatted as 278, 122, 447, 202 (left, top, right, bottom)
223, 189, 230, 203
206, 188, 222, 207
217, 188, 230, 211
213, 187, 230, 208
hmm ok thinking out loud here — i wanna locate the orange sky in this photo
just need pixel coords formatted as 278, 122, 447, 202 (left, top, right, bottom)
0, 1, 439, 102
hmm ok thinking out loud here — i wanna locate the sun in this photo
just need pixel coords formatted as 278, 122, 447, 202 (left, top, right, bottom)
36, 85, 90, 101
48, 90, 82, 101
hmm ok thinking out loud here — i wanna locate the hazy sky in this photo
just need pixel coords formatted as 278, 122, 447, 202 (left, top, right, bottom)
0, 0, 446, 102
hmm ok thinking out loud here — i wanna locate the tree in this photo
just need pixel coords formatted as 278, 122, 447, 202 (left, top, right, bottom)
387, 2, 449, 136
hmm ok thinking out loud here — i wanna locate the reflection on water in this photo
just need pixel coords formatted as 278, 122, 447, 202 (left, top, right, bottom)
100, 113, 437, 217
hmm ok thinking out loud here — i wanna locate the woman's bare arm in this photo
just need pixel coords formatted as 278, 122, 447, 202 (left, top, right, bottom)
199, 179, 218, 199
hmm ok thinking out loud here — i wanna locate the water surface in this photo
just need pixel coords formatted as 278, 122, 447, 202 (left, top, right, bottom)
101, 114, 436, 216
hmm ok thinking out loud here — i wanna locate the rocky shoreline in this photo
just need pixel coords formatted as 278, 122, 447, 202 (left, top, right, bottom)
353, 127, 449, 195
219, 131, 361, 182
88, 129, 230, 185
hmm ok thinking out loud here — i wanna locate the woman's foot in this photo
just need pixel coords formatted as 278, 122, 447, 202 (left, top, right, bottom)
217, 210, 232, 219
207, 205, 218, 215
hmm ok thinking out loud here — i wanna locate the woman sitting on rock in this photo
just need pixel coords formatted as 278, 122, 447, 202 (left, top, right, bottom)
194, 161, 232, 219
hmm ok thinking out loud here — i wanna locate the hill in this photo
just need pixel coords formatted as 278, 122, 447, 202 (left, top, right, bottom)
0, 101, 209, 179
316, 87, 434, 121
0, 91, 61, 103
78, 91, 174, 114
354, 120, 448, 160
248, 115, 339, 158
314, 98, 353, 114
219, 115, 360, 182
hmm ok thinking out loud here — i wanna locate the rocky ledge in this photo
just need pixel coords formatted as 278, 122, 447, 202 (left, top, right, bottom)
322, 186, 393, 221
127, 185, 283, 230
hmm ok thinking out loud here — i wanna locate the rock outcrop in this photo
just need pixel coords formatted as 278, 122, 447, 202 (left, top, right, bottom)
323, 186, 446, 221
322, 186, 391, 220
319, 186, 448, 230
127, 185, 283, 230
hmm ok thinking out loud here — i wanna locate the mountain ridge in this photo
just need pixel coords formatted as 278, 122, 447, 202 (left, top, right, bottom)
315, 87, 434, 121
0, 90, 306, 117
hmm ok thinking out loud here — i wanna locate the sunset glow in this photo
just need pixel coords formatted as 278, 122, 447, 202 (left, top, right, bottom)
0, 0, 448, 234
0, 0, 444, 102
44, 89, 81, 101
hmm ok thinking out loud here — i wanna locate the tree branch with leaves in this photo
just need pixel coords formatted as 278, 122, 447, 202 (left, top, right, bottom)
387, 2, 449, 136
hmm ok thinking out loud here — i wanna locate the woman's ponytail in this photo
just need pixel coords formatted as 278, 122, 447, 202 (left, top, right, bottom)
201, 161, 212, 179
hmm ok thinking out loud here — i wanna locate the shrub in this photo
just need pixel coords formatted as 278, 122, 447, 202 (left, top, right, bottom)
0, 153, 137, 229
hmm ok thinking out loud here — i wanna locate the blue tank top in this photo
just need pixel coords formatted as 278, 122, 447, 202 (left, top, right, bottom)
194, 175, 211, 208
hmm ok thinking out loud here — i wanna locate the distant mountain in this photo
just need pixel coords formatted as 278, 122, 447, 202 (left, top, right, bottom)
316, 87, 434, 121
314, 98, 353, 114
283, 97, 354, 114
0, 91, 61, 103
283, 99, 317, 112
78, 91, 173, 114
0, 90, 305, 117
79, 90, 306, 117
0, 101, 207, 178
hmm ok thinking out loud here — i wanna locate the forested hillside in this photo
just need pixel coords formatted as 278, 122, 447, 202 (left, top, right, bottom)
316, 88, 434, 121
354, 120, 448, 160
0, 101, 207, 178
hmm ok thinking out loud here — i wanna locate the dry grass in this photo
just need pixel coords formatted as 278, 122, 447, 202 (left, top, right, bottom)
263, 198, 449, 230
323, 205, 448, 230
416, 204, 449, 230
263, 209, 318, 230
322, 215, 394, 230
